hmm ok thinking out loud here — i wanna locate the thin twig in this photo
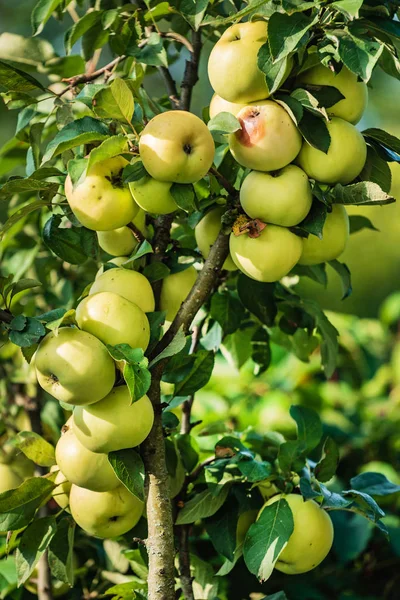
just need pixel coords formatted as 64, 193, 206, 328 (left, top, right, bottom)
55, 56, 127, 97
0, 309, 12, 324
209, 167, 238, 197
180, 30, 202, 111
127, 222, 146, 245
178, 526, 194, 600
158, 67, 180, 109
161, 32, 194, 53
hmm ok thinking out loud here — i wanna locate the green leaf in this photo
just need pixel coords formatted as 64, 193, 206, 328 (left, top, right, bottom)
204, 501, 238, 561
123, 239, 153, 264
315, 437, 339, 482
14, 431, 56, 467
258, 44, 293, 96
350, 472, 400, 496
106, 344, 150, 403
349, 214, 379, 234
298, 111, 331, 153
363, 127, 400, 157
31, 0, 64, 36
108, 449, 145, 502
331, 0, 363, 18
176, 485, 231, 525
243, 498, 294, 582
174, 350, 215, 396
4, 278, 41, 305
142, 262, 170, 283
67, 157, 87, 188
293, 263, 327, 286
210, 291, 242, 335
237, 275, 277, 326
238, 457, 272, 482
328, 259, 352, 299
302, 299, 339, 377
64, 11, 102, 54
124, 161, 148, 183
332, 181, 395, 206
149, 328, 187, 368
87, 136, 128, 172
9, 316, 45, 347
104, 582, 145, 597
251, 327, 271, 375
295, 199, 328, 239
127, 32, 168, 68
180, 0, 209, 30
93, 79, 134, 122
291, 405, 323, 452
360, 146, 392, 192
170, 183, 195, 213
268, 12, 318, 62
0, 177, 57, 201
43, 215, 99, 264
48, 517, 75, 586
278, 440, 306, 473
0, 477, 55, 531
42, 117, 109, 163
0, 60, 45, 92
16, 516, 57, 585
274, 94, 304, 124
208, 112, 241, 135
335, 32, 384, 81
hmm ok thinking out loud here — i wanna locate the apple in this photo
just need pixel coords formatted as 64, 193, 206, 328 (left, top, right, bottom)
229, 225, 303, 282
89, 268, 155, 313
73, 386, 154, 454
297, 117, 367, 184
129, 176, 178, 215
256, 479, 280, 502
65, 156, 139, 231
195, 206, 237, 270
76, 291, 150, 351
35, 327, 115, 406
0, 463, 23, 493
209, 94, 248, 119
55, 420, 119, 492
236, 510, 258, 546
261, 493, 334, 574
299, 204, 349, 265
229, 101, 302, 171
240, 165, 312, 227
297, 64, 368, 124
139, 111, 215, 184
69, 483, 144, 538
97, 208, 148, 257
51, 467, 71, 512
208, 21, 270, 103
160, 266, 198, 322
95, 257, 133, 279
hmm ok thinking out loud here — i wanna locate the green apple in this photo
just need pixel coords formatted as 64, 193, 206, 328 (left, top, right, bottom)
261, 494, 334, 574
229, 100, 302, 171
139, 111, 215, 184
97, 226, 137, 257
208, 21, 270, 103
65, 156, 139, 231
0, 463, 23, 493
299, 204, 349, 265
229, 225, 303, 282
209, 94, 248, 119
73, 386, 154, 453
35, 327, 115, 406
256, 480, 280, 502
160, 267, 198, 322
297, 117, 367, 184
129, 176, 178, 215
95, 257, 133, 279
69, 483, 144, 538
195, 206, 237, 270
89, 268, 155, 313
76, 291, 150, 351
297, 64, 368, 124
97, 208, 148, 256
393, 342, 400, 386
55, 420, 119, 492
51, 467, 71, 512
240, 165, 312, 227
236, 509, 258, 545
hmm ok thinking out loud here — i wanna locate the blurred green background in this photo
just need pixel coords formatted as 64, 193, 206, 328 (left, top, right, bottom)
0, 0, 399, 319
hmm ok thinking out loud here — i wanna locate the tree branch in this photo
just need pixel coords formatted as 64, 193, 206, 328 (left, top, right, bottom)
178, 526, 194, 600
142, 214, 175, 600
180, 30, 202, 111
127, 222, 146, 245
150, 230, 230, 360
56, 56, 127, 96
158, 67, 180, 109
209, 167, 238, 198
0, 309, 12, 324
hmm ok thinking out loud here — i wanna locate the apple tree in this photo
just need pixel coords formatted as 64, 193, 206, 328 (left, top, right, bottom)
0, 0, 400, 599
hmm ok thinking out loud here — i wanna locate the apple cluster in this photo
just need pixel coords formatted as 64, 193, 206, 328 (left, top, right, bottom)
208, 20, 369, 282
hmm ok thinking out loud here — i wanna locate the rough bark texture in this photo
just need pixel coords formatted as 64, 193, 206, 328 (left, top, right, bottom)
142, 363, 176, 600
180, 30, 202, 111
